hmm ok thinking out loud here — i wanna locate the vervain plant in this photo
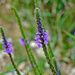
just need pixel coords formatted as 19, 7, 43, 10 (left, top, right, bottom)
0, 27, 21, 75
34, 0, 61, 75
34, 8, 57, 75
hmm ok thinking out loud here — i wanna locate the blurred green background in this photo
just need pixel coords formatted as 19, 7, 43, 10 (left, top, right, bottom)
0, 0, 75, 75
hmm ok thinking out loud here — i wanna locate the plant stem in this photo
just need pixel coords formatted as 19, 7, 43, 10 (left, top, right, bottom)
34, 1, 62, 75
0, 27, 21, 75
42, 44, 57, 75
11, 7, 42, 75
25, 46, 37, 75
8, 53, 21, 75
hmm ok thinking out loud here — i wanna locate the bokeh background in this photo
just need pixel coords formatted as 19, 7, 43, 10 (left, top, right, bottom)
0, 0, 75, 75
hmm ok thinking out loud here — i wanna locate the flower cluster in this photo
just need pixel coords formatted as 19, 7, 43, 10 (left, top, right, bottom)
35, 8, 49, 48
2, 33, 13, 54
74, 30, 75, 35
19, 38, 29, 46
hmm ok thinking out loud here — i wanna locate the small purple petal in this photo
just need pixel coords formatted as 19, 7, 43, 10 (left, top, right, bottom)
39, 23, 42, 25
19, 38, 29, 46
57, 73, 60, 75
43, 32, 48, 36
37, 43, 41, 48
2, 43, 5, 45
19, 38, 25, 46
36, 33, 41, 35
8, 44, 12, 48
44, 41, 48, 44
29, 63, 35, 67
35, 36, 40, 40
29, 64, 31, 66
2, 45, 6, 48
35, 40, 41, 43
41, 36, 43, 38
37, 26, 39, 28
4, 48, 13, 53
36, 22, 39, 24
33, 64, 35, 67
74, 30, 75, 35
27, 41, 29, 44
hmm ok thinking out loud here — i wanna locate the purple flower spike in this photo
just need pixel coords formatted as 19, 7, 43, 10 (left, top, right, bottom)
1, 34, 13, 54
35, 8, 49, 48
19, 38, 29, 46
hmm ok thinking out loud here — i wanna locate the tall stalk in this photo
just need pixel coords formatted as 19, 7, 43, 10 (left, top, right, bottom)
34, 0, 62, 75
11, 7, 42, 75
0, 27, 21, 75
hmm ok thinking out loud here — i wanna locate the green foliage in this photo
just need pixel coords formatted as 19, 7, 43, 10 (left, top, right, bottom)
5, 65, 13, 72
0, 65, 13, 75
42, 12, 52, 17
38, 58, 46, 72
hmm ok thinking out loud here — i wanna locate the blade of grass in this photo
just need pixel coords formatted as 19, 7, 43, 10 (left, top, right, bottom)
62, 29, 75, 40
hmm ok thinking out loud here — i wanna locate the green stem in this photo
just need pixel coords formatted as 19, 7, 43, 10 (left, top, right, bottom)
42, 44, 57, 75
8, 54, 21, 75
40, 13, 60, 74
34, 1, 62, 75
42, 14, 62, 75
34, 0, 39, 8
25, 46, 37, 75
11, 7, 42, 75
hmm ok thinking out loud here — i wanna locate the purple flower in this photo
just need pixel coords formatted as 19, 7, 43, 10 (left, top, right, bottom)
74, 30, 75, 35
4, 48, 13, 53
2, 33, 13, 54
29, 63, 35, 67
35, 8, 49, 48
55, 66, 60, 75
19, 38, 29, 46
57, 73, 60, 75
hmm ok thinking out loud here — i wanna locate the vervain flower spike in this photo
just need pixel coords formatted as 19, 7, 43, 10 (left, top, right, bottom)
34, 0, 62, 75
34, 13, 49, 48
0, 27, 21, 75
35, 8, 57, 75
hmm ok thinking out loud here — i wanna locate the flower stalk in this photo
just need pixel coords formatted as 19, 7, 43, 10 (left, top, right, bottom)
34, 0, 62, 75
0, 27, 21, 75
8, 53, 21, 75
11, 7, 42, 75
35, 8, 57, 75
